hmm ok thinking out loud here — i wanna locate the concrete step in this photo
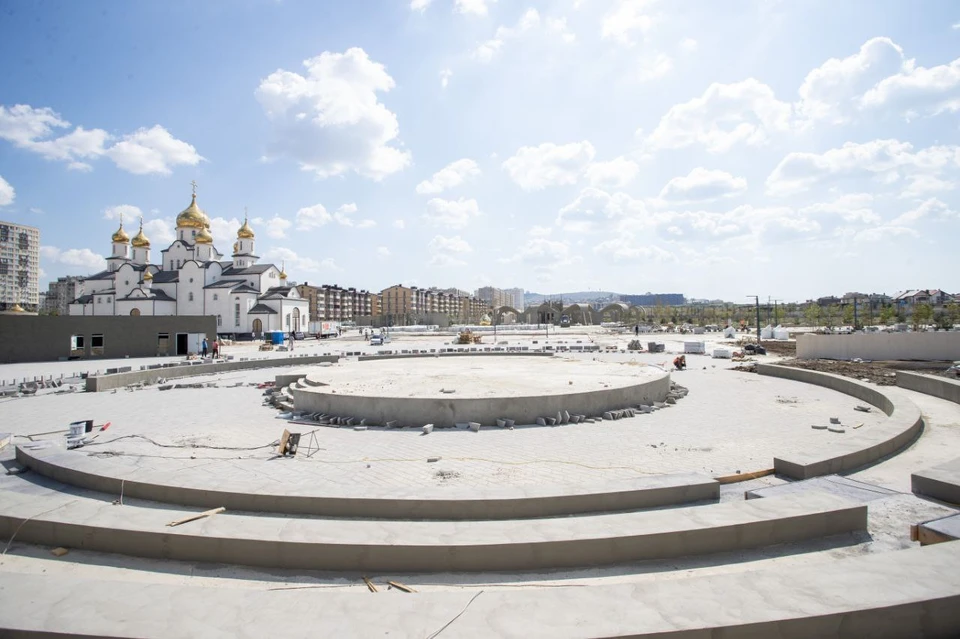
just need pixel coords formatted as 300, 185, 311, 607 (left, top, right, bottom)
912, 457, 960, 505
17, 445, 719, 519
0, 473, 866, 573
2, 542, 959, 638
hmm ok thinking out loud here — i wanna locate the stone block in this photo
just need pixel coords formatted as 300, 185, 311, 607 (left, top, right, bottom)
422, 423, 434, 435
469, 422, 481, 432
536, 417, 547, 426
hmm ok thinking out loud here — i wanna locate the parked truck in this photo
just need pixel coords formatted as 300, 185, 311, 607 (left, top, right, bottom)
310, 321, 340, 339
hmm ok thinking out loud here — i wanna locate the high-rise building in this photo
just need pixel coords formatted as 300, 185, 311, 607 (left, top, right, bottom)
504, 287, 525, 310
41, 275, 85, 315
0, 221, 40, 311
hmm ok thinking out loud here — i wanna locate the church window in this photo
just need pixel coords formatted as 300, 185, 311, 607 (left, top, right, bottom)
213, 294, 218, 301
125, 281, 129, 286
169, 261, 174, 270
188, 292, 194, 302
235, 303, 240, 327
189, 278, 193, 283
97, 297, 101, 304
217, 315, 222, 327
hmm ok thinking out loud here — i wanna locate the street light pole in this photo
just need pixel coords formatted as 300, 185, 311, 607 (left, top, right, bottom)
748, 296, 761, 345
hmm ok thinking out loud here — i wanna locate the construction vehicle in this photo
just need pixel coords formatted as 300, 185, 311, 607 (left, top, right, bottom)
457, 329, 483, 344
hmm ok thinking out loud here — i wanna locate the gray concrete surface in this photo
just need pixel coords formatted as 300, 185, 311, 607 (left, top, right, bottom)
912, 458, 960, 505
15, 446, 720, 519
758, 364, 923, 479
897, 371, 960, 406
2, 542, 960, 638
745, 475, 899, 502
0, 472, 866, 572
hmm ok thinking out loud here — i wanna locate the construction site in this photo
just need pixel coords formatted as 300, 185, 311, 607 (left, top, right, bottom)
1, 325, 960, 637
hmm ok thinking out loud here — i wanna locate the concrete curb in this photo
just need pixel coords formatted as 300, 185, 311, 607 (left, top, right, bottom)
0, 490, 865, 572
85, 354, 340, 392
896, 370, 960, 405
15, 446, 718, 519
757, 364, 923, 479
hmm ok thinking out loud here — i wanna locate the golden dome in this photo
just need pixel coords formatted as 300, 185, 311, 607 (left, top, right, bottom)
131, 219, 150, 248
237, 216, 255, 239
176, 194, 210, 229
279, 261, 287, 280
143, 270, 154, 281
111, 222, 130, 244
9, 303, 25, 313
195, 226, 214, 245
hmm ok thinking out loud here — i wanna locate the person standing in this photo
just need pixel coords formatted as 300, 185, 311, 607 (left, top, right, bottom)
212, 339, 220, 359
201, 338, 209, 357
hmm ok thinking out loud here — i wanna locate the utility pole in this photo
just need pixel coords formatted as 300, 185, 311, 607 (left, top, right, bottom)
772, 299, 782, 326
853, 297, 859, 331
747, 296, 761, 344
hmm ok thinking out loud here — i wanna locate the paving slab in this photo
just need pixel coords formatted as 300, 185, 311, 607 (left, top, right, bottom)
746, 474, 899, 502
917, 514, 960, 545
2, 542, 959, 638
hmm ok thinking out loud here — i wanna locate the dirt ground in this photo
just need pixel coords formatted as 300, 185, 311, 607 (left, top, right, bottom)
775, 358, 899, 385
721, 339, 797, 356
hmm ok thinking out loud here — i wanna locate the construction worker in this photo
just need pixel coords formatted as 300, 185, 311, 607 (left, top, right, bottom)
673, 355, 686, 371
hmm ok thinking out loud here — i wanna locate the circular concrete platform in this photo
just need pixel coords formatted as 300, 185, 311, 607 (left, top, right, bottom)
291, 355, 671, 427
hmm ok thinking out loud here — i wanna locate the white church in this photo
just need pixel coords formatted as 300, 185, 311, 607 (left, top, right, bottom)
69, 188, 308, 337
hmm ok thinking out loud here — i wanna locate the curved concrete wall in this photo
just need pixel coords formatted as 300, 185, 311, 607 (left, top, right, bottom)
757, 364, 923, 479
15, 446, 718, 519
896, 371, 960, 405
291, 371, 671, 427
86, 354, 339, 391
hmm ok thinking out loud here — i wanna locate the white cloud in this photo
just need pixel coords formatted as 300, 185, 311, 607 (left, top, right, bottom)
658, 168, 747, 203
557, 187, 647, 232
890, 197, 958, 226
799, 193, 880, 224
263, 215, 293, 239
796, 37, 906, 124
528, 225, 553, 237
142, 218, 176, 245
855, 225, 920, 243
393, 219, 406, 229
428, 234, 472, 266
594, 237, 675, 262
410, 0, 433, 12
679, 37, 698, 53
502, 236, 571, 267
255, 48, 411, 180
765, 139, 960, 196
602, 0, 657, 46
456, 0, 495, 16
0, 174, 14, 206
423, 197, 482, 228
502, 141, 595, 190
105, 125, 203, 175
472, 8, 572, 62
0, 104, 200, 174
40, 246, 105, 272
103, 204, 144, 221
376, 246, 391, 259
860, 56, 960, 119
416, 158, 481, 194
644, 79, 793, 153
208, 217, 242, 243
296, 202, 373, 229
440, 68, 453, 88
638, 54, 672, 82
584, 157, 639, 188
263, 247, 341, 274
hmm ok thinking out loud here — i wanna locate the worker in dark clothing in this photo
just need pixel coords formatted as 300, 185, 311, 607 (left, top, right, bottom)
673, 355, 686, 371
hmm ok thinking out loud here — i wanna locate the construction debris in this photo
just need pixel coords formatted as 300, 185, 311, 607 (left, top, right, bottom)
363, 576, 378, 593
166, 507, 226, 527
388, 581, 417, 593
50, 547, 70, 557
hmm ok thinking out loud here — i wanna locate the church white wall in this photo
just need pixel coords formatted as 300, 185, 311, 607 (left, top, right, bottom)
177, 262, 205, 316
114, 264, 140, 299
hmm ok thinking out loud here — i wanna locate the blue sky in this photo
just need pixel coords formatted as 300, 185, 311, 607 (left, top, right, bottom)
1, 0, 958, 302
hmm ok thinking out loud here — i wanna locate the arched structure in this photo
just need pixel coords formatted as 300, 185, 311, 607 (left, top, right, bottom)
562, 303, 596, 326
493, 305, 521, 325
600, 303, 630, 324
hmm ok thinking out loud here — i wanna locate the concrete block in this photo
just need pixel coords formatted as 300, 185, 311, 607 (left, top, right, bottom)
469, 422, 481, 432
563, 410, 571, 424
422, 424, 434, 435
385, 421, 398, 429
497, 418, 507, 428
666, 397, 677, 404
536, 417, 547, 426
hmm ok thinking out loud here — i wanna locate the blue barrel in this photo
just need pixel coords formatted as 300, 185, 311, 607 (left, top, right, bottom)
270, 331, 285, 345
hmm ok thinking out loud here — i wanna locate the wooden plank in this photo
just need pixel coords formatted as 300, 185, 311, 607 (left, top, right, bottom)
363, 577, 378, 593
166, 507, 226, 527
388, 581, 416, 593
714, 469, 775, 485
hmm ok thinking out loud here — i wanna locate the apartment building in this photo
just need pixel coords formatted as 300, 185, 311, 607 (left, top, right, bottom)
41, 275, 85, 315
0, 221, 40, 311
296, 282, 377, 322
379, 284, 486, 325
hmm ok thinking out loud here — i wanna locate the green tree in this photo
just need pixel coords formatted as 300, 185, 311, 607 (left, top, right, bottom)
934, 311, 954, 331
803, 303, 820, 328
842, 304, 855, 326
912, 303, 934, 331
878, 305, 894, 326
822, 304, 841, 329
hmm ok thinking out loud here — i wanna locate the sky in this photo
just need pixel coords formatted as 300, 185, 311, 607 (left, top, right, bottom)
0, 0, 959, 303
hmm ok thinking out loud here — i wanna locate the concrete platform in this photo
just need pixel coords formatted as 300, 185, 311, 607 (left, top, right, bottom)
897, 371, 960, 405
16, 445, 720, 519
291, 355, 671, 427
745, 474, 898, 502
2, 542, 959, 638
913, 457, 960, 505
759, 364, 924, 479
916, 514, 960, 545
0, 473, 866, 572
